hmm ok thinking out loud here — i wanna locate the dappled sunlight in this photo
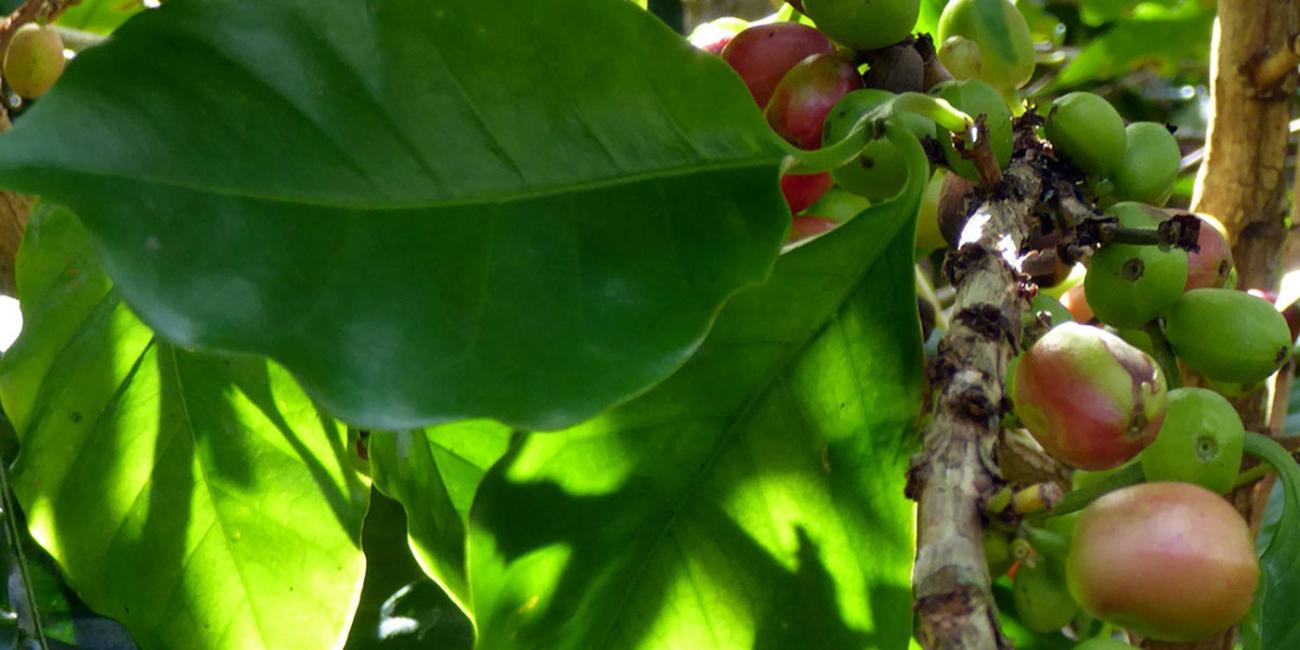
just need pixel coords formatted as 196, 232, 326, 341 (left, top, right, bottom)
0, 296, 20, 352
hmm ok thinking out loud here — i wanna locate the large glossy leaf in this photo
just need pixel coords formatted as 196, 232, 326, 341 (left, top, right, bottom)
1241, 433, 1300, 650
0, 205, 370, 650
369, 422, 513, 613
467, 125, 928, 649
0, 0, 791, 432
56, 0, 146, 34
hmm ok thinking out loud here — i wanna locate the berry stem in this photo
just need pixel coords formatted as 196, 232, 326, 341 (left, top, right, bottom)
1141, 320, 1183, 390
1025, 462, 1145, 521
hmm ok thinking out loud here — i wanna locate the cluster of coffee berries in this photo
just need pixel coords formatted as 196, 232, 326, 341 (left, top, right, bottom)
690, 0, 1036, 246
998, 152, 1291, 643
3, 22, 65, 101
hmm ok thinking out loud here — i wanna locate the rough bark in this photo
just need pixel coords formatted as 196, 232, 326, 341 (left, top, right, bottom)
1191, 0, 1295, 295
0, 192, 32, 297
909, 154, 1048, 650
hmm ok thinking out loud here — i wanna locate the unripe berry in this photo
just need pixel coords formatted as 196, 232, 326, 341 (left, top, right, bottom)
4, 23, 64, 99
937, 35, 981, 81
1067, 482, 1258, 642
931, 79, 1013, 182
1112, 122, 1181, 206
1012, 558, 1078, 633
1044, 92, 1126, 176
802, 0, 921, 51
721, 23, 834, 107
1139, 387, 1244, 494
766, 53, 863, 150
1084, 203, 1187, 329
1013, 323, 1167, 470
1164, 288, 1293, 384
822, 89, 934, 200
936, 0, 1036, 91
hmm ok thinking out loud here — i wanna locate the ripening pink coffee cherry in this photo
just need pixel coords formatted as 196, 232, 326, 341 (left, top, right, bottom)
764, 53, 864, 150
1013, 323, 1168, 470
1181, 212, 1234, 291
720, 23, 834, 107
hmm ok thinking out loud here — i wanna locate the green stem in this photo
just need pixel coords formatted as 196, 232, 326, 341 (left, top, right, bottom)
1235, 463, 1273, 488
0, 458, 48, 650
892, 92, 974, 134
1142, 320, 1183, 390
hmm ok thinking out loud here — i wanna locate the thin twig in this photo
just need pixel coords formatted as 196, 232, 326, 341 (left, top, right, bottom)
0, 457, 47, 650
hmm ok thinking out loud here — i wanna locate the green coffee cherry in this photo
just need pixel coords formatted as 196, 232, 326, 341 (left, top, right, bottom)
802, 0, 920, 50
1084, 203, 1188, 329
1029, 294, 1072, 328
1045, 92, 1126, 175
1139, 388, 1244, 494
822, 90, 935, 200
1112, 122, 1181, 206
931, 79, 1013, 182
916, 170, 949, 251
936, 0, 1036, 92
1164, 289, 1292, 384
3, 23, 64, 99
938, 35, 982, 81
1013, 558, 1078, 633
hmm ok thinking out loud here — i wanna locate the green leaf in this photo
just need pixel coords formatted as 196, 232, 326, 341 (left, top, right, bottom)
467, 125, 929, 649
369, 422, 513, 612
56, 0, 145, 34
0, 0, 791, 432
0, 204, 370, 650
1241, 433, 1300, 649
1050, 5, 1213, 90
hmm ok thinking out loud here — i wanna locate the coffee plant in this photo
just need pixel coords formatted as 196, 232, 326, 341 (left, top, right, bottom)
0, 0, 1295, 649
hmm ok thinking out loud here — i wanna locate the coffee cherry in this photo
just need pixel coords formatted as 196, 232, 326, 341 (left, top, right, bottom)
936, 0, 1036, 91
787, 215, 839, 243
1044, 92, 1126, 176
766, 53, 863, 150
1029, 294, 1072, 329
1084, 203, 1188, 329
1164, 288, 1292, 384
1112, 122, 1181, 206
1013, 558, 1078, 633
801, 0, 920, 51
1061, 283, 1094, 323
1067, 482, 1258, 642
821, 89, 934, 200
862, 44, 926, 94
1178, 212, 1234, 291
937, 35, 982, 81
1013, 323, 1167, 470
721, 23, 834, 107
937, 171, 976, 246
931, 79, 1013, 182
4, 23, 64, 99
1139, 388, 1244, 494
780, 172, 834, 214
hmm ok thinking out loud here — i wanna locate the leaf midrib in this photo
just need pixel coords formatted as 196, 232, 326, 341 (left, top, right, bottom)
0, 155, 783, 213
